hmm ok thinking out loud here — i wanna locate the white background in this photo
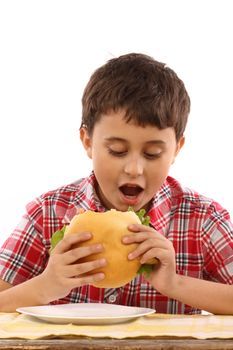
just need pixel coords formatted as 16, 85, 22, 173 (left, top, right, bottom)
0, 0, 232, 245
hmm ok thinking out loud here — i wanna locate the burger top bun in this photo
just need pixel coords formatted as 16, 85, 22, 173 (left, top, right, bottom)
64, 209, 146, 288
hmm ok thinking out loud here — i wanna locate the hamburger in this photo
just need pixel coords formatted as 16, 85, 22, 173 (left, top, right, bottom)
50, 208, 158, 288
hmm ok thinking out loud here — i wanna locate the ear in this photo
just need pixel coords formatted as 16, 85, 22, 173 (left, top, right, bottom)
175, 135, 185, 155
172, 135, 185, 164
80, 127, 93, 159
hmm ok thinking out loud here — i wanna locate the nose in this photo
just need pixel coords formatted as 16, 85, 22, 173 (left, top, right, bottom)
123, 157, 144, 177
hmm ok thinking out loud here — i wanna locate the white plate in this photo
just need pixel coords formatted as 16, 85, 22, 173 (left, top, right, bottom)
17, 303, 155, 325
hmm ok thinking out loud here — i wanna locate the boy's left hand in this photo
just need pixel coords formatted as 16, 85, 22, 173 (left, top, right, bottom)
122, 224, 177, 295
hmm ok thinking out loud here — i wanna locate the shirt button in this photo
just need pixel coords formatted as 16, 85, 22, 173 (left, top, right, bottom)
108, 295, 117, 303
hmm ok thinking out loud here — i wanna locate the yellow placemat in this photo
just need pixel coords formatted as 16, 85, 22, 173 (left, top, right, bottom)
1, 312, 233, 339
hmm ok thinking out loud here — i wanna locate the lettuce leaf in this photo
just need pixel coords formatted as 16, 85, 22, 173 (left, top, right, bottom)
49, 225, 66, 254
137, 264, 154, 277
127, 206, 150, 226
128, 206, 156, 276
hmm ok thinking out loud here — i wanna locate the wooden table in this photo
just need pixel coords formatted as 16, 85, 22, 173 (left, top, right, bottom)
1, 338, 233, 349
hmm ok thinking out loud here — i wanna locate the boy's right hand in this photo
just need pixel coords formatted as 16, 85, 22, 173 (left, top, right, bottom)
38, 232, 106, 303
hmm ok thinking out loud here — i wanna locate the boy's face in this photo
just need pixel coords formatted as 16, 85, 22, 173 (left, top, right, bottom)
80, 109, 184, 212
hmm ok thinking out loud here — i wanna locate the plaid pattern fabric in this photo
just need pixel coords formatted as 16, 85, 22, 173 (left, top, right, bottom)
0, 172, 233, 314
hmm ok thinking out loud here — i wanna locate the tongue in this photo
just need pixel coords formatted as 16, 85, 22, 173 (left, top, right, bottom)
120, 185, 141, 196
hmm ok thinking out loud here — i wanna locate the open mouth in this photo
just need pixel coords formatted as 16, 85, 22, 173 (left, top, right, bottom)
119, 184, 143, 197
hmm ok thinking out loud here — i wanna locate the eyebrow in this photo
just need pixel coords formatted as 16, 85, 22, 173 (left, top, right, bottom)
104, 137, 166, 145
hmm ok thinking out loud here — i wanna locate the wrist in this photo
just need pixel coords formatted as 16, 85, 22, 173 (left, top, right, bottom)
155, 273, 181, 298
166, 273, 183, 299
26, 274, 54, 305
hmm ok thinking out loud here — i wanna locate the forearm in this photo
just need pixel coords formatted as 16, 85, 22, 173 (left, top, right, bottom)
0, 275, 51, 312
164, 274, 233, 314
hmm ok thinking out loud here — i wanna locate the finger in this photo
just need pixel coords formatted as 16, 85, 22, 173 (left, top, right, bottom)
53, 232, 92, 254
69, 272, 106, 289
139, 248, 163, 264
145, 257, 159, 265
139, 240, 175, 264
62, 242, 104, 265
142, 246, 175, 264
128, 238, 169, 261
64, 257, 107, 278
122, 231, 164, 244
128, 224, 153, 232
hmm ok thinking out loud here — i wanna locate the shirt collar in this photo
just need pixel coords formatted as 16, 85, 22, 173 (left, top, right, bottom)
61, 172, 105, 224
63, 172, 172, 230
77, 171, 107, 212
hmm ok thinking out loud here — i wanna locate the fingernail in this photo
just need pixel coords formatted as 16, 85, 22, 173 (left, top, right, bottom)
99, 258, 106, 266
128, 253, 133, 260
128, 224, 135, 229
128, 225, 139, 232
96, 273, 105, 280
84, 232, 92, 239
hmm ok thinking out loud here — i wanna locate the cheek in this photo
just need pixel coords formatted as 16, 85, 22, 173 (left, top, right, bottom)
147, 159, 172, 183
150, 156, 171, 172
92, 152, 119, 176
92, 147, 121, 168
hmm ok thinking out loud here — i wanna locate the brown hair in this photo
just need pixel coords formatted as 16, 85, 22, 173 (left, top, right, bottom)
81, 53, 190, 141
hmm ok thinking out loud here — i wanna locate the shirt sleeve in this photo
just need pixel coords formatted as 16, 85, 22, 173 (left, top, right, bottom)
0, 198, 49, 285
202, 204, 233, 284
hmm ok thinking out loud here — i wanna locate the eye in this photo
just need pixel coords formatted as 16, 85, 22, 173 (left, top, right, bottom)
108, 148, 127, 157
144, 152, 161, 160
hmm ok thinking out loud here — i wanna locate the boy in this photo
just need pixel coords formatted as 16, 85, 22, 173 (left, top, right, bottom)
0, 53, 233, 314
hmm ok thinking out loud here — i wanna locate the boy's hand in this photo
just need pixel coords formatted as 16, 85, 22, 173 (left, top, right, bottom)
39, 232, 106, 303
122, 224, 177, 295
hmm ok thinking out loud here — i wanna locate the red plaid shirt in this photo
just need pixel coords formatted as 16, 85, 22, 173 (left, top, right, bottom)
1, 172, 233, 314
